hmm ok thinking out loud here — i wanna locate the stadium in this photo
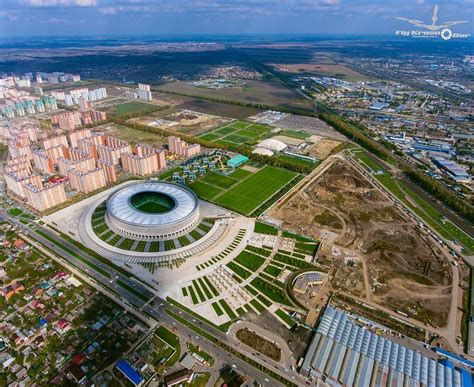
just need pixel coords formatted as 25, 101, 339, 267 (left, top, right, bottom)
105, 181, 200, 241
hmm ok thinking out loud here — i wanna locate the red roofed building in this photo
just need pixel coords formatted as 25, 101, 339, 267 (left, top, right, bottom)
13, 239, 25, 249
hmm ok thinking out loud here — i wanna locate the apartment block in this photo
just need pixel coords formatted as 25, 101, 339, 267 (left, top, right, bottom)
23, 182, 67, 212
57, 157, 96, 177
97, 159, 117, 183
33, 150, 55, 174
68, 129, 91, 148
43, 135, 68, 150
65, 147, 89, 162
5, 173, 42, 198
8, 144, 33, 160
121, 152, 163, 176
67, 168, 106, 194
46, 144, 67, 164
168, 136, 201, 158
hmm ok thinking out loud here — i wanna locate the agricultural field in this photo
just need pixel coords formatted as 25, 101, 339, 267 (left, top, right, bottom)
189, 165, 298, 216
159, 79, 313, 109
199, 120, 272, 145
179, 99, 262, 119
268, 158, 453, 327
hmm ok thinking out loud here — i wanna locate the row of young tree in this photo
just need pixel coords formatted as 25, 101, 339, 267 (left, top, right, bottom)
109, 88, 473, 222
112, 117, 314, 174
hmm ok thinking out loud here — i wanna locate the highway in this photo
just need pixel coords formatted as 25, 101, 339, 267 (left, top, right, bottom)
1, 211, 306, 386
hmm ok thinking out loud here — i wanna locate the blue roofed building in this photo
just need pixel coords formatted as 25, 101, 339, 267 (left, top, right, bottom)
116, 359, 144, 386
227, 154, 249, 169
300, 306, 471, 386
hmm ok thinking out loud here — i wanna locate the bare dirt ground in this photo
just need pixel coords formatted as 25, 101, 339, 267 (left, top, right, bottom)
308, 139, 343, 159
128, 108, 231, 136
268, 159, 452, 327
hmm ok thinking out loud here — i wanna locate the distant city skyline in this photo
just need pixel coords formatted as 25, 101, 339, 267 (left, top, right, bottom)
0, 0, 472, 37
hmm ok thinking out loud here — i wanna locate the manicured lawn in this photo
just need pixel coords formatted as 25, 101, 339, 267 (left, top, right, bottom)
189, 180, 224, 201
215, 166, 297, 215
275, 309, 296, 328
201, 172, 238, 189
251, 278, 292, 306
273, 253, 314, 270
212, 301, 224, 316
155, 326, 180, 366
254, 221, 278, 235
277, 154, 318, 169
219, 299, 237, 319
230, 169, 252, 180
264, 265, 282, 277
227, 262, 251, 279
234, 251, 265, 272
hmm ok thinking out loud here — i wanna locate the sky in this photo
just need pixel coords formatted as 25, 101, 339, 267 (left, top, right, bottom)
0, 0, 472, 37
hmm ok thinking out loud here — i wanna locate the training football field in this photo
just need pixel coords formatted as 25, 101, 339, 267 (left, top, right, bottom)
189, 165, 298, 215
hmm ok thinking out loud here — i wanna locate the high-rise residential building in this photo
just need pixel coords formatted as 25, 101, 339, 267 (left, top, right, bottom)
51, 111, 82, 131
96, 136, 132, 165
33, 86, 43, 96
4, 173, 42, 198
121, 151, 165, 176
8, 144, 33, 160
137, 83, 152, 100
168, 136, 201, 158
46, 144, 67, 164
33, 150, 55, 174
43, 135, 68, 150
68, 128, 91, 148
67, 168, 106, 194
51, 90, 65, 100
72, 74, 81, 82
65, 146, 89, 162
97, 159, 117, 183
23, 182, 67, 212
57, 157, 96, 176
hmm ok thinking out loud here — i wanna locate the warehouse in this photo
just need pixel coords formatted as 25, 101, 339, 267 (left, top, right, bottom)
301, 306, 470, 386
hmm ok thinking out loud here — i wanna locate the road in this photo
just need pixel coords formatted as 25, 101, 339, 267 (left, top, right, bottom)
1, 211, 306, 386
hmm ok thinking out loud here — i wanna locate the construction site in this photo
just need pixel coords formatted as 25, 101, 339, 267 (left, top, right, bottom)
267, 157, 454, 329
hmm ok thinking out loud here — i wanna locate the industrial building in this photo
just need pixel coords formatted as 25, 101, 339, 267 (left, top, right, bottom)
301, 306, 471, 387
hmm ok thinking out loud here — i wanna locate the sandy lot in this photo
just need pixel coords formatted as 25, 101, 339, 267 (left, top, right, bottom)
308, 139, 343, 159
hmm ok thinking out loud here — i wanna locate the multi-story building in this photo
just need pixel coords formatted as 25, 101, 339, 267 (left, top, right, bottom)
46, 144, 67, 164
137, 83, 152, 100
65, 146, 89, 162
121, 151, 165, 176
97, 159, 117, 183
168, 136, 201, 158
96, 136, 131, 165
57, 157, 96, 176
67, 168, 106, 194
23, 182, 67, 212
32, 150, 55, 174
51, 112, 82, 131
43, 135, 68, 150
68, 129, 91, 148
4, 173, 42, 198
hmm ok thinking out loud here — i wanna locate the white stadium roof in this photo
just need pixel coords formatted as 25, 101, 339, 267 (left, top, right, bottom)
257, 138, 287, 152
107, 182, 197, 226
252, 147, 275, 156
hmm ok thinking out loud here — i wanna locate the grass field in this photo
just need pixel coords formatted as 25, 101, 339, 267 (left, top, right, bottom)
106, 101, 157, 116
214, 166, 297, 215
277, 154, 318, 169
199, 121, 272, 145
188, 165, 298, 216
352, 150, 474, 253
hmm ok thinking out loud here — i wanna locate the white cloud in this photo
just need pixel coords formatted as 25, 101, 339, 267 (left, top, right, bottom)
23, 0, 97, 7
